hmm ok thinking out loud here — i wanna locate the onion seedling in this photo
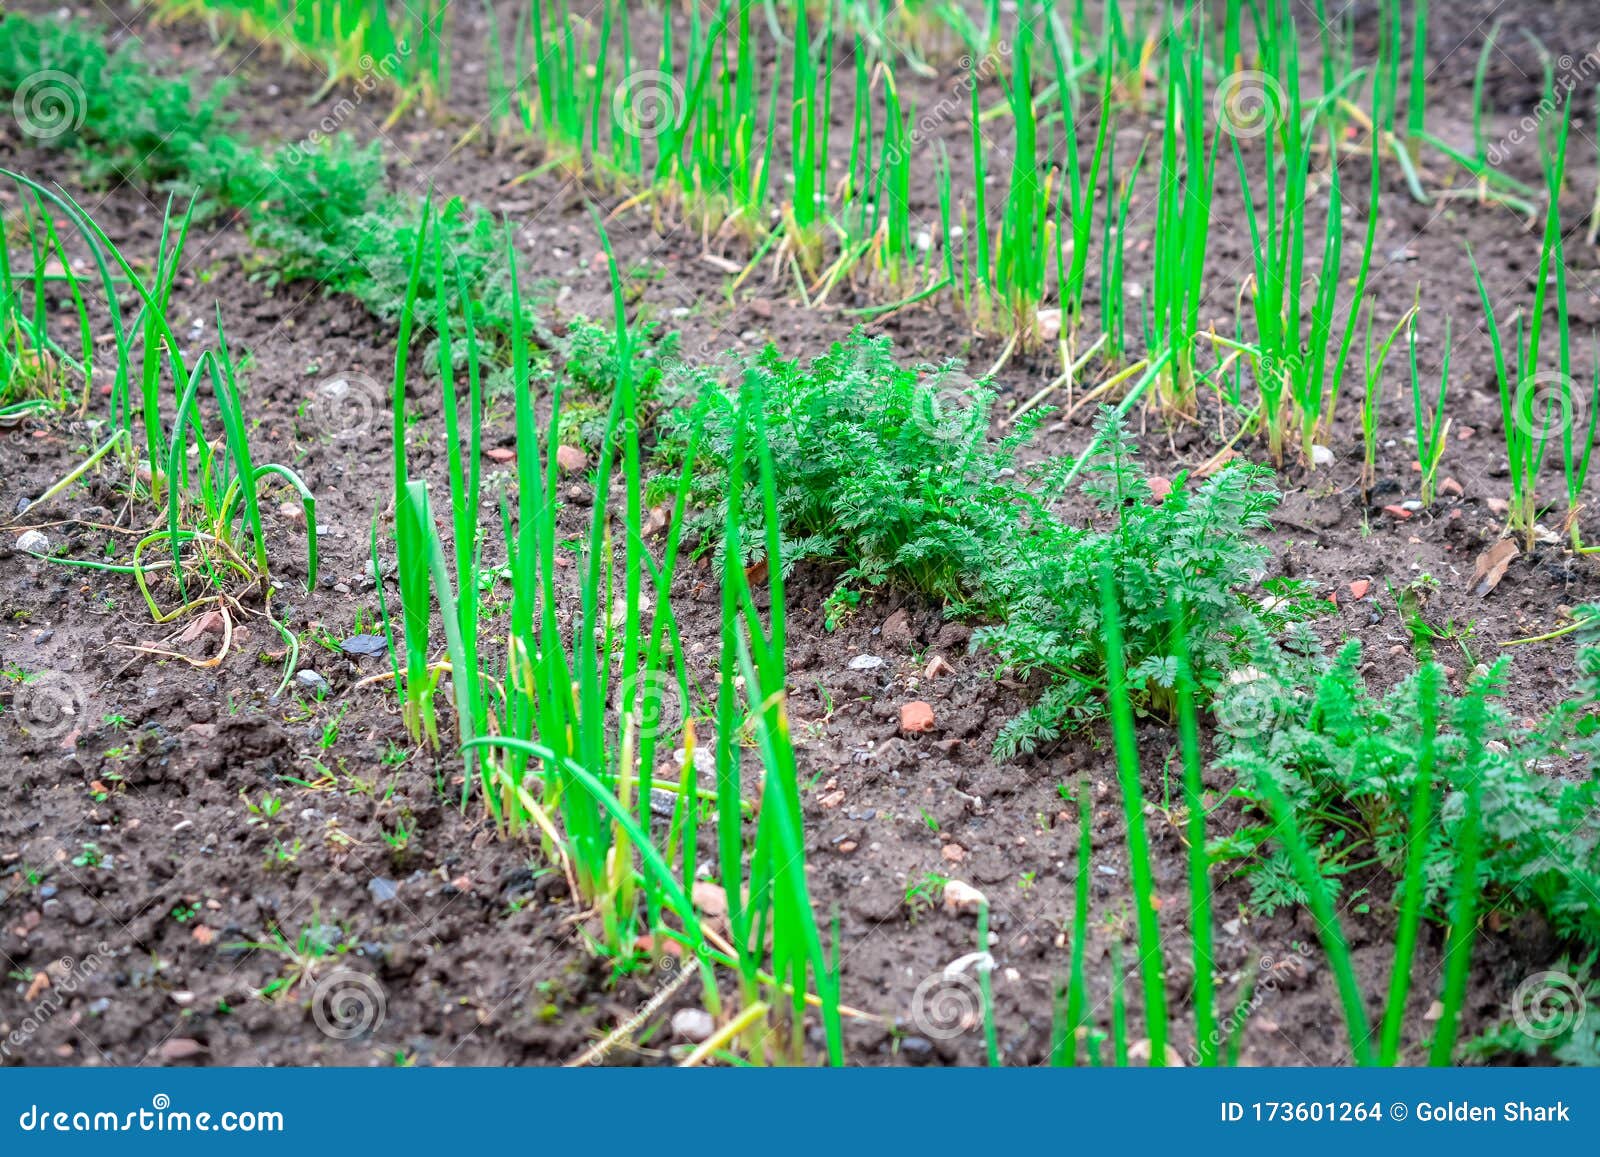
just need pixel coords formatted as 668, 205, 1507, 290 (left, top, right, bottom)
1406, 313, 1452, 508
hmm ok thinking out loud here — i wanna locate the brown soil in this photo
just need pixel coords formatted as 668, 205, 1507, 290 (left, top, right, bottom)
1, 0, 1597, 1068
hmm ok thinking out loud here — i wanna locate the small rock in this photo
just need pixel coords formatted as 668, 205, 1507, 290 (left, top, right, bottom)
1487, 497, 1510, 516
277, 501, 305, 525
648, 788, 677, 818
1035, 308, 1062, 343
1147, 476, 1172, 503
556, 445, 587, 473
484, 446, 515, 463
367, 877, 399, 904
923, 655, 954, 679
1310, 444, 1335, 467
900, 701, 936, 733
847, 654, 885, 671
294, 669, 330, 697
900, 1036, 936, 1065
1381, 504, 1412, 520
942, 879, 988, 914
340, 633, 387, 657
16, 529, 48, 554
671, 1007, 715, 1043
1348, 579, 1371, 600
880, 608, 914, 648
1439, 477, 1464, 497
692, 881, 728, 918
941, 844, 967, 863
160, 1038, 208, 1061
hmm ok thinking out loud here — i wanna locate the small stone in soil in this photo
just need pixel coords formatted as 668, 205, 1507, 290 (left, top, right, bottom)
340, 633, 387, 657
294, 669, 330, 697
16, 529, 48, 554
942, 879, 988, 914
879, 608, 914, 648
847, 654, 885, 671
900, 1036, 935, 1064
367, 877, 399, 903
671, 1007, 715, 1043
900, 701, 936, 733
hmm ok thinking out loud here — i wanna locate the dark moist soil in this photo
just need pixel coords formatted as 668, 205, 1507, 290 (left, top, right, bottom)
1, 1, 1597, 1067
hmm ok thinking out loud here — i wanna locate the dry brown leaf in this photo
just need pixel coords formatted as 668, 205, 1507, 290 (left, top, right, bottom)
1470, 540, 1519, 597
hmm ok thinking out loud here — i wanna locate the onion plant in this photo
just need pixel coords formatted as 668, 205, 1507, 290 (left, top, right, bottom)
1230, 2, 1380, 466
1469, 102, 1573, 550
5, 171, 316, 688
159, 0, 451, 107
382, 203, 841, 1060
1406, 313, 1452, 507
1148, 7, 1214, 413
